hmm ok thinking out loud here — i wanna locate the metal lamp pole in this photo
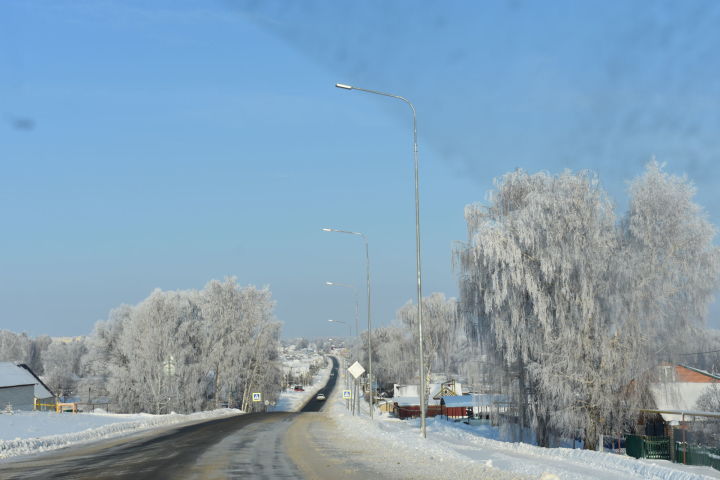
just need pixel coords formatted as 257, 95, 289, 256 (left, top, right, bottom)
326, 282, 360, 415
334, 83, 426, 437
322, 227, 374, 419
327, 319, 351, 339
325, 281, 359, 341
327, 319, 355, 411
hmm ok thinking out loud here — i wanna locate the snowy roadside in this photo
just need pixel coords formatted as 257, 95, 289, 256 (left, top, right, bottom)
0, 408, 242, 460
270, 355, 332, 412
324, 376, 720, 480
0, 351, 330, 461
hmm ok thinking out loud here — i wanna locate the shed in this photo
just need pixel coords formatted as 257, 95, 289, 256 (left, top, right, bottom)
393, 396, 442, 420
0, 362, 55, 410
441, 394, 474, 419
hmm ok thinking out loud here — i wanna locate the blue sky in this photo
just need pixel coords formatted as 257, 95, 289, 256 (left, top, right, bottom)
2, 0, 720, 338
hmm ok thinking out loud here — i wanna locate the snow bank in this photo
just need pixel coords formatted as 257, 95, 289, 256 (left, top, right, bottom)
327, 387, 719, 480
0, 408, 241, 460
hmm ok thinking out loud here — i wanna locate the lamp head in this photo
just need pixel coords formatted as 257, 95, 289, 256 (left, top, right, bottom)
335, 83, 353, 90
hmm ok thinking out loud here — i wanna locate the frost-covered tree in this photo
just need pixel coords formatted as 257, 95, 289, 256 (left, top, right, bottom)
118, 289, 204, 413
456, 163, 720, 448
359, 294, 467, 395
617, 162, 720, 360
79, 306, 131, 402
0, 330, 30, 363
0, 330, 52, 375
41, 338, 87, 397
363, 326, 416, 387
397, 293, 460, 384
695, 383, 720, 412
80, 278, 282, 414
199, 280, 280, 412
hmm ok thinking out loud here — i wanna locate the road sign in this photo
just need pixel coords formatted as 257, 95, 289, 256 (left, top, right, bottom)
264, 400, 270, 406
348, 361, 365, 379
342, 389, 352, 399
252, 392, 262, 402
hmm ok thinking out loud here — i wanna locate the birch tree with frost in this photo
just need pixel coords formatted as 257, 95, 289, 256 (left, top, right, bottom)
456, 163, 720, 448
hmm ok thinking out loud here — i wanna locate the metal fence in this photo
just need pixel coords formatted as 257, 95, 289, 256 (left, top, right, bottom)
625, 435, 671, 460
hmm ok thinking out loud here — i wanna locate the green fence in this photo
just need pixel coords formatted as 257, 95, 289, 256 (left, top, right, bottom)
675, 443, 720, 470
625, 434, 671, 460
626, 434, 720, 471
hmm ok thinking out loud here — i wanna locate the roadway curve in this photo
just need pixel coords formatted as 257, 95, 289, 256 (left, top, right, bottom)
0, 357, 341, 480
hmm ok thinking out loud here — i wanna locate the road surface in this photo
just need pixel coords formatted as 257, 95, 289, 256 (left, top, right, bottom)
0, 358, 341, 480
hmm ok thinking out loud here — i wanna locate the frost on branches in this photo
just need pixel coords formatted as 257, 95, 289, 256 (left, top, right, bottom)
455, 162, 720, 449
81, 278, 283, 414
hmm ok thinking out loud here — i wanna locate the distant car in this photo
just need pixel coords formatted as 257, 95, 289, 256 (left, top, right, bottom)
293, 385, 304, 391
316, 393, 326, 401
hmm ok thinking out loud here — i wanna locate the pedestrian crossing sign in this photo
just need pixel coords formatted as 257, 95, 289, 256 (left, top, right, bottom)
252, 393, 262, 402
342, 390, 352, 399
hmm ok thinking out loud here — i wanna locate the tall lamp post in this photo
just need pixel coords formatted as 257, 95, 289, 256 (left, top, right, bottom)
334, 83, 426, 437
321, 227, 374, 419
325, 281, 359, 342
327, 317, 358, 416
327, 319, 351, 339
327, 319, 354, 414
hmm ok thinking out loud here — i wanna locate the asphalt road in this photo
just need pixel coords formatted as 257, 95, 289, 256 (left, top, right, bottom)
0, 357, 340, 480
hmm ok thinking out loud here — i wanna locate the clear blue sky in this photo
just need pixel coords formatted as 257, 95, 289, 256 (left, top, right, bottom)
3, 0, 720, 338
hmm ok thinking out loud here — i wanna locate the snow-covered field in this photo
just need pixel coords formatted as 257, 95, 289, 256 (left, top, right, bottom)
0, 409, 241, 460
325, 362, 720, 480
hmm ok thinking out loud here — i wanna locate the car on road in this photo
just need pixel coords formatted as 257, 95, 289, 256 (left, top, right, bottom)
293, 385, 304, 391
315, 393, 326, 401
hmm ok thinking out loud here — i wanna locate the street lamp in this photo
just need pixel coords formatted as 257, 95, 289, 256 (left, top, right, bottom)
321, 227, 374, 419
326, 317, 357, 416
334, 83, 426, 437
328, 319, 351, 339
325, 281, 359, 341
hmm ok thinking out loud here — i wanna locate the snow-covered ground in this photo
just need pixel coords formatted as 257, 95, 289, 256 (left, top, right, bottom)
6, 352, 710, 480
0, 350, 331, 461
0, 409, 242, 460
325, 361, 720, 480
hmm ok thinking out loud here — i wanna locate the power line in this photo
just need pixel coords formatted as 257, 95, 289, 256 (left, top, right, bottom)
677, 349, 720, 356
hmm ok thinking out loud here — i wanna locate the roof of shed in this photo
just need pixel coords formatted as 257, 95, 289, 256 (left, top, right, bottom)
0, 362, 54, 398
440, 393, 510, 407
394, 396, 441, 407
441, 394, 474, 407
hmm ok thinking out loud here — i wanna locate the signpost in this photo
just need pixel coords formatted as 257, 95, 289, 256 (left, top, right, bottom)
347, 361, 365, 379
347, 362, 366, 416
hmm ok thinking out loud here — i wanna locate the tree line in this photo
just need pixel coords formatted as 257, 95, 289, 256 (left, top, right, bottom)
0, 278, 283, 414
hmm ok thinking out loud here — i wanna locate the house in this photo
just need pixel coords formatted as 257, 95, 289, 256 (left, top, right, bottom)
441, 394, 474, 419
643, 364, 720, 435
440, 393, 511, 420
393, 396, 443, 419
392, 381, 464, 420
0, 362, 55, 411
